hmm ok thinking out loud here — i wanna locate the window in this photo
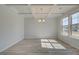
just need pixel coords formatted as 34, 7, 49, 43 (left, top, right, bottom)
63, 17, 68, 35
72, 12, 79, 36
62, 12, 79, 38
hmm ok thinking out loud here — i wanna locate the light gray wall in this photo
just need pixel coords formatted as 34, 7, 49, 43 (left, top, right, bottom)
24, 16, 58, 39
0, 5, 24, 52
58, 8, 79, 49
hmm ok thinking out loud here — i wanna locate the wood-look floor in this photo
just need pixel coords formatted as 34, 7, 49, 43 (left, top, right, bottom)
0, 39, 79, 55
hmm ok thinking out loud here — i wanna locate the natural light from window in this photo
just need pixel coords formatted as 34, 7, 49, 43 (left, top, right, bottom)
63, 17, 68, 35
72, 12, 79, 36
41, 39, 66, 49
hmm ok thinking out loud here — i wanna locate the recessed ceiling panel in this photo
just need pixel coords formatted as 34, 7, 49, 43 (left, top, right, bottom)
6, 4, 79, 20
30, 5, 52, 19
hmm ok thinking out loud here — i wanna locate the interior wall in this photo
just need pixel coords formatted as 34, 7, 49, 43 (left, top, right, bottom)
58, 8, 79, 49
0, 5, 24, 52
24, 16, 58, 39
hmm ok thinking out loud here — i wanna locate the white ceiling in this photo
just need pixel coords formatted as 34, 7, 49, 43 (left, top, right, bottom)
6, 4, 79, 19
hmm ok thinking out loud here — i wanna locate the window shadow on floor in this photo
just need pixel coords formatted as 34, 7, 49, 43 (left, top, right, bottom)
41, 39, 66, 50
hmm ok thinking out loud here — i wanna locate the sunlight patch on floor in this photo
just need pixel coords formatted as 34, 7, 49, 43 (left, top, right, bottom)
41, 39, 66, 49
52, 43, 66, 49
41, 39, 49, 42
41, 43, 53, 48
48, 39, 57, 42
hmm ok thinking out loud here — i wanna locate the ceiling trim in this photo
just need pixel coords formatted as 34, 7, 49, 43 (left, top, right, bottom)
5, 4, 28, 6
6, 4, 79, 6
18, 13, 64, 14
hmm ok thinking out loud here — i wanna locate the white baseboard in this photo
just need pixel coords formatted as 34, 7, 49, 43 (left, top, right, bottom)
0, 38, 24, 52
24, 36, 57, 40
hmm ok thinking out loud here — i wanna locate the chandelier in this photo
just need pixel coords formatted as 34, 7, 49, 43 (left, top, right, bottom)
30, 5, 52, 23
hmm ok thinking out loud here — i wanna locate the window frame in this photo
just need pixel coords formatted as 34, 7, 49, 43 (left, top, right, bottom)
62, 17, 69, 36
71, 12, 79, 36
62, 12, 79, 37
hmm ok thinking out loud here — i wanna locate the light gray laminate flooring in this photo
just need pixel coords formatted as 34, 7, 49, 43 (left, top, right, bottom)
0, 39, 79, 55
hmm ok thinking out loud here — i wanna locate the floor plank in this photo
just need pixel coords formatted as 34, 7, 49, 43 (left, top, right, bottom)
0, 39, 79, 55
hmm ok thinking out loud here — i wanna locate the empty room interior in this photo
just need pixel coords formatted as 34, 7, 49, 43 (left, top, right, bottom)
0, 4, 79, 55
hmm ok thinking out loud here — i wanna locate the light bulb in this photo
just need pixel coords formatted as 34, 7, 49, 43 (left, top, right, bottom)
38, 19, 41, 23
42, 19, 45, 22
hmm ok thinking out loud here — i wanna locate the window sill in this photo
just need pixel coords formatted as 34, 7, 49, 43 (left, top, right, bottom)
70, 35, 79, 39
